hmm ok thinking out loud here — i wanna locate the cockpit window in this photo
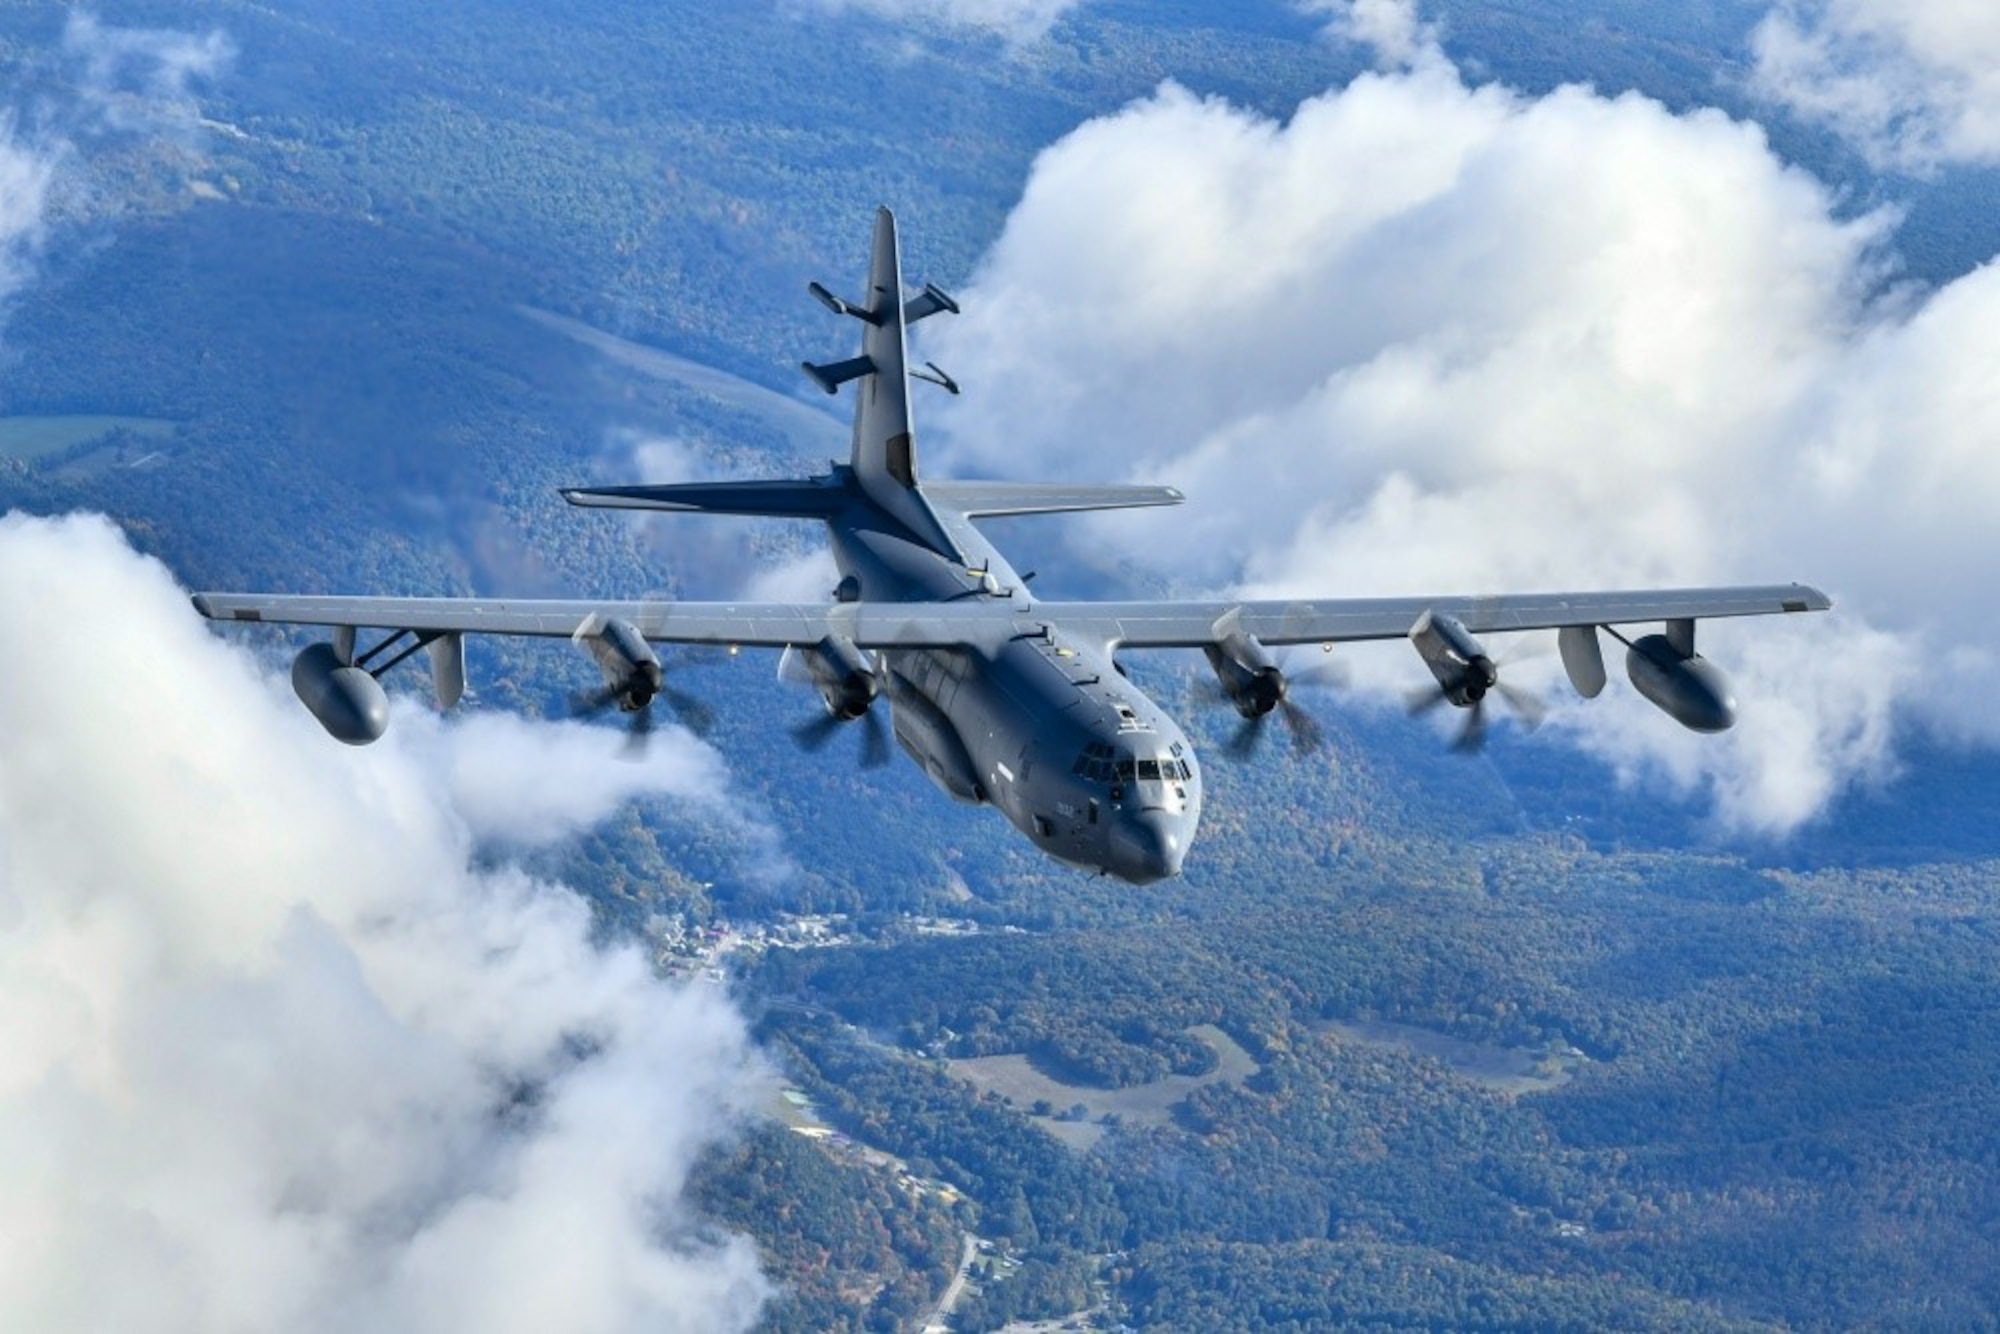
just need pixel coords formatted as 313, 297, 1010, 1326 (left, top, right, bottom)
1074, 746, 1192, 786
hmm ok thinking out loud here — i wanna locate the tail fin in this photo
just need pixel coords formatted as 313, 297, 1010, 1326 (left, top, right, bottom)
801, 206, 966, 559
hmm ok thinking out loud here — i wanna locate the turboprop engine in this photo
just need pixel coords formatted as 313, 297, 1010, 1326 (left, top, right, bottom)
292, 641, 390, 745
1197, 615, 1334, 755
578, 616, 663, 709
1202, 631, 1285, 718
1408, 610, 1498, 706
795, 634, 879, 719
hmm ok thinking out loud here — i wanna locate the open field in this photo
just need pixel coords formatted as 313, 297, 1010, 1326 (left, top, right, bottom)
1315, 1018, 1580, 1094
0, 415, 173, 461
951, 1024, 1261, 1151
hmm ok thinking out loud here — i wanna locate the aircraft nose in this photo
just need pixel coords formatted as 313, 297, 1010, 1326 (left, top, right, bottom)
1109, 808, 1187, 885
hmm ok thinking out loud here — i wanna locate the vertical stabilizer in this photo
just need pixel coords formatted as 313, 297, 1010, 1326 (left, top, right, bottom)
803, 207, 965, 560
853, 207, 918, 491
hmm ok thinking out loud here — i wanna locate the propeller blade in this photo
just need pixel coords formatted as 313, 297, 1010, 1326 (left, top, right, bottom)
1277, 646, 1349, 693
861, 709, 891, 769
569, 684, 621, 719
1495, 680, 1547, 730
1406, 684, 1452, 717
791, 712, 843, 753
1279, 700, 1324, 753
619, 701, 656, 761
659, 683, 717, 738
1452, 700, 1489, 754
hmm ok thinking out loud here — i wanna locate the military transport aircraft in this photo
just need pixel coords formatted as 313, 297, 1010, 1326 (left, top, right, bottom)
196, 208, 1830, 884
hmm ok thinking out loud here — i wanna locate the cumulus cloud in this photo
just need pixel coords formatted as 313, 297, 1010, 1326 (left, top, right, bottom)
1302, 0, 1439, 69
1751, 2, 2000, 169
798, 0, 1082, 44
0, 513, 768, 1332
0, 118, 57, 317
61, 10, 234, 136
921, 63, 2000, 832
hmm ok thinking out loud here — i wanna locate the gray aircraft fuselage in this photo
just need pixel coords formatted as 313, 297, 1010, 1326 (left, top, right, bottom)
829, 499, 1198, 884
195, 207, 1832, 888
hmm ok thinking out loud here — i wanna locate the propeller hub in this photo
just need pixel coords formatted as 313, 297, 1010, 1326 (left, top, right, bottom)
1465, 655, 1497, 700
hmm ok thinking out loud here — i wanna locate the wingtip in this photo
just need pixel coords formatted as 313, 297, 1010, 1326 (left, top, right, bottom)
190, 593, 215, 618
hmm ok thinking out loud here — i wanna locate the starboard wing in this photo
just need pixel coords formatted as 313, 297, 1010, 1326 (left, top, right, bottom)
1027, 584, 1832, 651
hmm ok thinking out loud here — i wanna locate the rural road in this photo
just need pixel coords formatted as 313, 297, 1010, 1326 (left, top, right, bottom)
922, 1233, 981, 1334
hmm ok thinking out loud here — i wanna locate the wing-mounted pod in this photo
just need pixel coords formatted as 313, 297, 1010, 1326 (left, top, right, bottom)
1617, 619, 1737, 732
290, 626, 465, 744
1559, 625, 1607, 699
292, 642, 390, 745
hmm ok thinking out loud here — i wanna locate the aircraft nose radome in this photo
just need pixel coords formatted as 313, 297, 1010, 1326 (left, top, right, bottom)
1110, 809, 1187, 885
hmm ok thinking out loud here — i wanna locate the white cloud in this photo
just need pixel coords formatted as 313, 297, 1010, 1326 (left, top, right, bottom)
922, 65, 2000, 833
0, 118, 57, 318
0, 513, 768, 1332
62, 11, 235, 135
1301, 0, 1439, 69
798, 0, 1082, 44
1751, 1, 2000, 169
396, 708, 736, 847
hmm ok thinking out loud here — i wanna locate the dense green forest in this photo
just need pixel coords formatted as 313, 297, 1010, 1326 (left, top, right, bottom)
755, 841, 2000, 1329
1, 1, 1996, 1329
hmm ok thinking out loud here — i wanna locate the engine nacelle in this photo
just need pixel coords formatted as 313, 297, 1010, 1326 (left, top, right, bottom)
1203, 633, 1284, 718
888, 672, 985, 804
292, 642, 390, 745
1625, 634, 1736, 732
1409, 610, 1498, 707
580, 617, 663, 709
801, 634, 879, 720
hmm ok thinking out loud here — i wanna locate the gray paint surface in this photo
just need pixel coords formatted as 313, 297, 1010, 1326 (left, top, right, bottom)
198, 210, 1830, 883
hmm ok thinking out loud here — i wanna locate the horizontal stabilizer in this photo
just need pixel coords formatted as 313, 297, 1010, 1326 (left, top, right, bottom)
561, 479, 847, 517
922, 481, 1186, 518
911, 361, 959, 395
802, 355, 876, 395
904, 282, 959, 324
809, 281, 880, 324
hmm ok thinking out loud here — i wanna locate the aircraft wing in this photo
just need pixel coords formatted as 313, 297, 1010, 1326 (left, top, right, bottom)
1029, 583, 1832, 650
195, 582, 1829, 652
189, 592, 1014, 649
